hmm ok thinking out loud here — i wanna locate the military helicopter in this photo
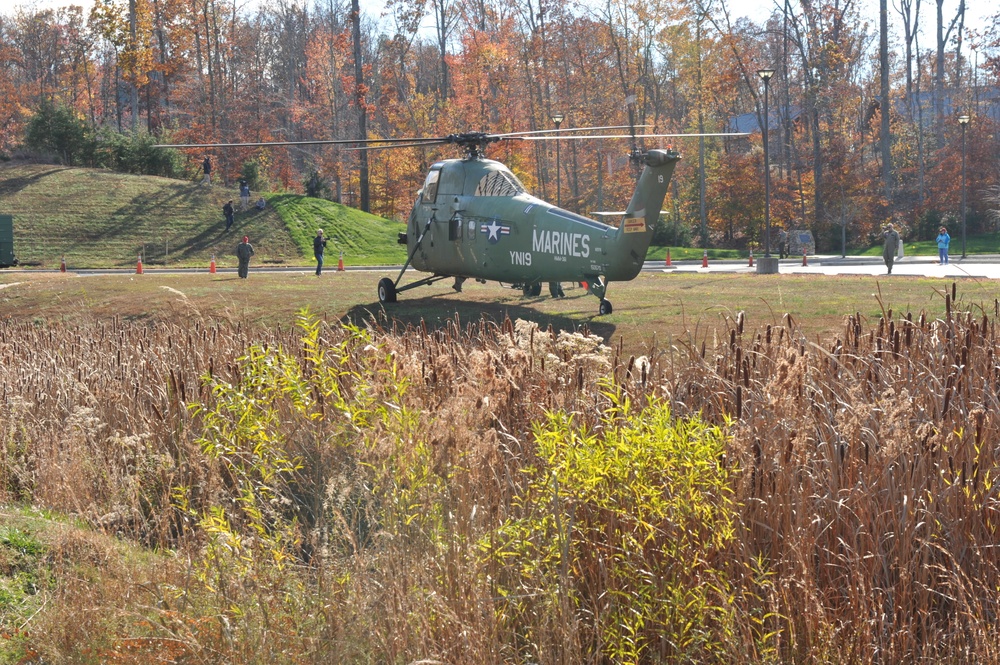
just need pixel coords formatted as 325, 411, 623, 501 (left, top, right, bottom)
156, 126, 738, 315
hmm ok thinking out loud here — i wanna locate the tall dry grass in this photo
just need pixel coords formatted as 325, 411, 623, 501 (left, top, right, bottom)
0, 283, 997, 663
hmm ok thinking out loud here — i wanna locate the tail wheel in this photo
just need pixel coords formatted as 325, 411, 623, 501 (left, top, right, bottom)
599, 299, 613, 315
378, 277, 397, 304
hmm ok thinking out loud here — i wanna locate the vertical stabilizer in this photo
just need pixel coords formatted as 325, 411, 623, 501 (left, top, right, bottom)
606, 149, 680, 280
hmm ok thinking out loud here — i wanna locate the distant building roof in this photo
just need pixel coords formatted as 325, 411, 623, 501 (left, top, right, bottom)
727, 105, 803, 134
897, 87, 1000, 123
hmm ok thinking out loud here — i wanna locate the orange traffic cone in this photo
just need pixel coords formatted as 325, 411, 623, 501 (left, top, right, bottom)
802, 250, 808, 266
136, 254, 143, 274
60, 256, 66, 273
702, 250, 709, 268
748, 249, 754, 267
337, 251, 345, 272
665, 248, 672, 267
209, 255, 216, 274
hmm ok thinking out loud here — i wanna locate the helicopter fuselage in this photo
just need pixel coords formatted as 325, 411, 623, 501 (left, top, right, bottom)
404, 149, 680, 291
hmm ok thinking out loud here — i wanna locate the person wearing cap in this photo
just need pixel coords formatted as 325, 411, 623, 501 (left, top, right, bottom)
313, 228, 327, 276
882, 223, 900, 275
936, 226, 951, 265
236, 235, 255, 278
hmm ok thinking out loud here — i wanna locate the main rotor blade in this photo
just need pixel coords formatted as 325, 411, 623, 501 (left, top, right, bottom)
514, 132, 749, 141
339, 140, 451, 151
493, 125, 650, 138
151, 137, 445, 149
152, 130, 748, 150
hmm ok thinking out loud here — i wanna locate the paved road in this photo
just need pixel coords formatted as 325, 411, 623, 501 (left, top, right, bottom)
645, 255, 1000, 279
7, 255, 1000, 279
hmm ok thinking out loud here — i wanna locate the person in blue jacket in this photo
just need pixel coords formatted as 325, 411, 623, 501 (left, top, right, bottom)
936, 226, 951, 265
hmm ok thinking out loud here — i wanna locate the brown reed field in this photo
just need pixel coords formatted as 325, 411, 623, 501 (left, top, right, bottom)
1, 271, 999, 663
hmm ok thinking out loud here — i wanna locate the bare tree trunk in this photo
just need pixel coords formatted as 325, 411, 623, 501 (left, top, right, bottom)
696, 6, 707, 245
807, 73, 823, 227
898, 0, 919, 120
327, 0, 343, 200
781, 0, 805, 222
934, 0, 945, 144
954, 0, 966, 92
129, 0, 139, 130
152, 0, 171, 131
202, 1, 217, 135
916, 27, 926, 205
880, 0, 891, 202
432, 0, 451, 102
351, 0, 370, 212
113, 54, 123, 131
935, 0, 964, 143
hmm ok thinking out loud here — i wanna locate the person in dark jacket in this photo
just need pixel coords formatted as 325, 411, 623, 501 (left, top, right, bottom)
236, 236, 254, 278
777, 226, 788, 259
240, 180, 250, 210
313, 229, 327, 276
223, 200, 235, 231
882, 223, 900, 275
202, 157, 212, 185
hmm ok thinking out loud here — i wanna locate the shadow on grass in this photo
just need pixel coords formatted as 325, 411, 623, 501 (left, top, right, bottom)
343, 293, 617, 342
0, 167, 65, 197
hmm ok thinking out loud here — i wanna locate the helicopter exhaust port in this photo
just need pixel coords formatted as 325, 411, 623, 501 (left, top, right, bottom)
397, 232, 408, 244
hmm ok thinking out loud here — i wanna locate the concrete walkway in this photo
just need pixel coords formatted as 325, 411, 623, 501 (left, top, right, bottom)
647, 255, 1000, 279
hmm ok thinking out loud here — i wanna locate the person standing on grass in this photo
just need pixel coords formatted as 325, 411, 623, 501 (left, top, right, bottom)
937, 226, 951, 265
240, 180, 250, 210
236, 235, 254, 278
223, 200, 235, 231
882, 223, 900, 275
202, 156, 211, 185
313, 228, 327, 276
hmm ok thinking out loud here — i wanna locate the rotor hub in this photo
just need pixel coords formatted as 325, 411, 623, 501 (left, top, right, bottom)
444, 132, 501, 159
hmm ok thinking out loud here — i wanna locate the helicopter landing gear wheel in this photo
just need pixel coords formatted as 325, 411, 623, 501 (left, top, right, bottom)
378, 277, 397, 304
599, 299, 613, 315
523, 283, 542, 297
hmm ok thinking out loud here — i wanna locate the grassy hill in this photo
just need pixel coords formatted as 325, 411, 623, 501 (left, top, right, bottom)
268, 193, 407, 265
0, 162, 405, 269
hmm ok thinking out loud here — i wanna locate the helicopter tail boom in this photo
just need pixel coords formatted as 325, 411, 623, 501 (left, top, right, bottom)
605, 149, 680, 281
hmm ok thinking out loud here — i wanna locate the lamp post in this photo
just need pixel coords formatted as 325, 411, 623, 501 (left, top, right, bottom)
959, 114, 969, 258
756, 68, 777, 274
551, 112, 564, 208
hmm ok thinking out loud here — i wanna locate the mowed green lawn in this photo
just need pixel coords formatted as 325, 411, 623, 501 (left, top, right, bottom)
4, 270, 996, 352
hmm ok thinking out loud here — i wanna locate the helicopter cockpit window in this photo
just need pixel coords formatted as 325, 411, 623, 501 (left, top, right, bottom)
474, 169, 526, 197
421, 169, 441, 204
